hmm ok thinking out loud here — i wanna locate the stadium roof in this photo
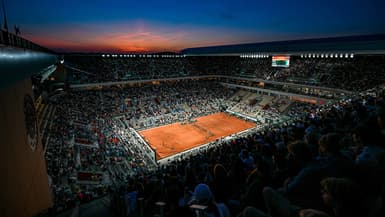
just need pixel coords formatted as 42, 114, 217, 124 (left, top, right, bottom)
181, 34, 385, 56
0, 30, 58, 90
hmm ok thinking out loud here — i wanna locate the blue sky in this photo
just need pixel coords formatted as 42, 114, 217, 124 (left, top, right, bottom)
3, 0, 385, 52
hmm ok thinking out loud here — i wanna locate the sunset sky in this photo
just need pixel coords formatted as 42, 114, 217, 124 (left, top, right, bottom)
4, 0, 385, 53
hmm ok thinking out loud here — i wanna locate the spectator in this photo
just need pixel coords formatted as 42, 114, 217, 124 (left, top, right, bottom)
189, 183, 231, 217
320, 177, 364, 217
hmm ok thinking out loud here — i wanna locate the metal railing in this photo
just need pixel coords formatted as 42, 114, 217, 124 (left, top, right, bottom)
1, 29, 54, 53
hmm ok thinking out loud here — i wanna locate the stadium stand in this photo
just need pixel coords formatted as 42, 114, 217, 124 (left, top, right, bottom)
3, 31, 385, 217
64, 55, 385, 91
38, 55, 385, 217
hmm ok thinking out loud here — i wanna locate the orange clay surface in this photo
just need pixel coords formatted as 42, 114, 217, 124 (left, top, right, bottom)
139, 112, 256, 160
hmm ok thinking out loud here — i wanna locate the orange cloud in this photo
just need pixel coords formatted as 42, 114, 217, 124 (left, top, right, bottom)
22, 20, 263, 53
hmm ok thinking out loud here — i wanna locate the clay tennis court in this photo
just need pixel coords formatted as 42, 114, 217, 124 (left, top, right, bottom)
139, 112, 256, 160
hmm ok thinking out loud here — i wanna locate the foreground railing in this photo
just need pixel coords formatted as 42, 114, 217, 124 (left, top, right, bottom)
1, 29, 53, 53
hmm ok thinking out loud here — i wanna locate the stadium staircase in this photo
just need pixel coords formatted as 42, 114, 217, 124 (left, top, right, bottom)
38, 102, 56, 152
36, 97, 46, 126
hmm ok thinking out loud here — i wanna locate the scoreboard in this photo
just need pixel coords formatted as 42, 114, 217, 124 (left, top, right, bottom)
272, 55, 290, 67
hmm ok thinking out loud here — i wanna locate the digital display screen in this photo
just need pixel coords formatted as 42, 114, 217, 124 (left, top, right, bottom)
272, 55, 290, 67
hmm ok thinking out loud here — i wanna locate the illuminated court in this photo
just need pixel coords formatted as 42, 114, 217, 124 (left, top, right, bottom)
139, 112, 256, 160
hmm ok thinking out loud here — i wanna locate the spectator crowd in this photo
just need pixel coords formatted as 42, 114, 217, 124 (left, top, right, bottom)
39, 55, 385, 217
65, 55, 385, 91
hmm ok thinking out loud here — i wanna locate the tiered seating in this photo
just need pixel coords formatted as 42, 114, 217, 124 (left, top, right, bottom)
37, 103, 57, 151
258, 95, 274, 107
41, 74, 385, 217
65, 55, 385, 91
273, 97, 292, 113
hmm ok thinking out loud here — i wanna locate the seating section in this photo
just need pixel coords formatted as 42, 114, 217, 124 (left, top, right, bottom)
37, 55, 385, 217
65, 55, 385, 91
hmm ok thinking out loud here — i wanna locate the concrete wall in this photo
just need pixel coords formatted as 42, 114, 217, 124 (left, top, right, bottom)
0, 78, 51, 217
